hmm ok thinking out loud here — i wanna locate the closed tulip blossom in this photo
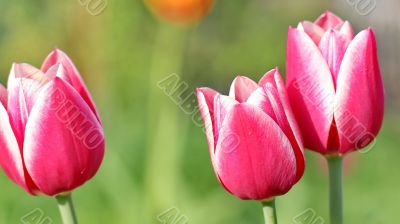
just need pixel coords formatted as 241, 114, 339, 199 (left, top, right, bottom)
286, 11, 384, 155
285, 11, 384, 224
0, 49, 104, 223
197, 68, 304, 223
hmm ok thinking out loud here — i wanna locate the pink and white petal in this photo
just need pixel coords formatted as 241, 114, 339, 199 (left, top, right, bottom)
248, 82, 305, 181
23, 77, 105, 196
229, 76, 258, 102
196, 87, 219, 153
41, 49, 100, 121
213, 95, 238, 143
272, 70, 305, 181
215, 104, 297, 200
0, 84, 7, 107
272, 70, 304, 149
44, 63, 71, 83
0, 102, 35, 193
7, 76, 47, 147
335, 29, 384, 154
286, 27, 335, 153
7, 64, 49, 113
297, 21, 325, 44
247, 87, 277, 122
337, 21, 355, 41
258, 68, 278, 87
7, 63, 48, 89
253, 70, 286, 127
197, 88, 234, 193
318, 29, 351, 85
314, 11, 344, 30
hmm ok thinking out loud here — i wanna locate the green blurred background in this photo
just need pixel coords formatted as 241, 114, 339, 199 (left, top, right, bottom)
0, 0, 399, 223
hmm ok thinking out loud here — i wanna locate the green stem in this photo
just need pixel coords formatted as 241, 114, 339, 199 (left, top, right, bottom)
261, 199, 278, 224
56, 193, 78, 224
327, 156, 343, 224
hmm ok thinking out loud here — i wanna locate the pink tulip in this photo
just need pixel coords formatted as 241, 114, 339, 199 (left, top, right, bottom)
286, 11, 384, 155
197, 68, 304, 200
0, 49, 104, 196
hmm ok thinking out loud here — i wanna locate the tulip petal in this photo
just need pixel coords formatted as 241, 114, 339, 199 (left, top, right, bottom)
196, 87, 219, 153
270, 70, 305, 180
268, 69, 303, 147
23, 77, 105, 196
215, 104, 297, 200
250, 70, 305, 180
258, 68, 278, 87
337, 21, 355, 41
251, 70, 282, 125
318, 29, 351, 85
7, 64, 48, 147
286, 27, 335, 153
315, 11, 344, 30
247, 87, 277, 122
335, 29, 384, 153
0, 84, 7, 107
0, 102, 34, 193
213, 95, 238, 143
197, 88, 234, 193
7, 63, 48, 88
41, 49, 100, 121
229, 76, 258, 102
297, 21, 325, 44
44, 63, 70, 82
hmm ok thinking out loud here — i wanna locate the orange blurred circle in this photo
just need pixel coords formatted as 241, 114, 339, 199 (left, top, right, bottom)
145, 0, 213, 24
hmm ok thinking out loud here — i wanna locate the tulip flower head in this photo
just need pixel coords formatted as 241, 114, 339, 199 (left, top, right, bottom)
0, 49, 105, 196
145, 0, 213, 25
197, 68, 305, 200
286, 11, 384, 156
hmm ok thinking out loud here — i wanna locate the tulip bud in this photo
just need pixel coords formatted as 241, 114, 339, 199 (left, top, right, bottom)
145, 0, 213, 25
197, 68, 305, 200
0, 49, 104, 196
286, 11, 384, 156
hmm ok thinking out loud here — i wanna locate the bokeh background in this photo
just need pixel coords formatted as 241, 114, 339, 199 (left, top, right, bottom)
0, 0, 398, 223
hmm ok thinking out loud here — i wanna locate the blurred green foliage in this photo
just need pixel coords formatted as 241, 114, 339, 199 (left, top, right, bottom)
0, 0, 398, 223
